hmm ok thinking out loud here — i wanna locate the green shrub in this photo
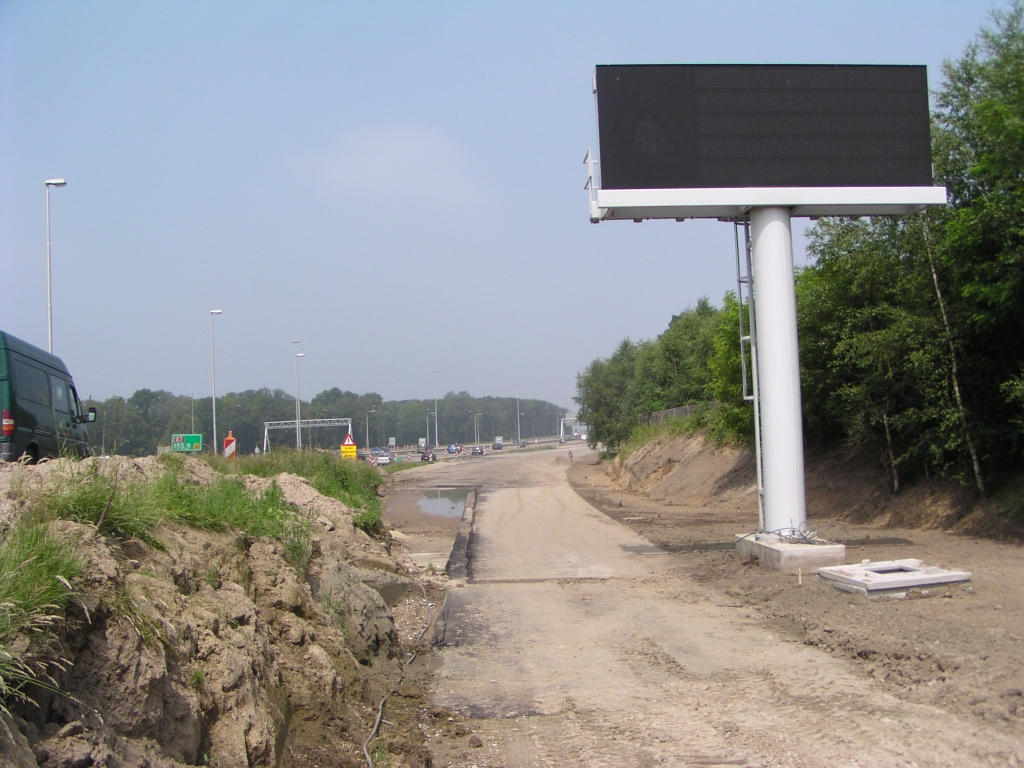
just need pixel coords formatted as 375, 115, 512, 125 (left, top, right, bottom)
687, 401, 754, 446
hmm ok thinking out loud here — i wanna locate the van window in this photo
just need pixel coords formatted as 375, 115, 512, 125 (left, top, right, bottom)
68, 385, 82, 420
13, 361, 50, 406
51, 378, 69, 414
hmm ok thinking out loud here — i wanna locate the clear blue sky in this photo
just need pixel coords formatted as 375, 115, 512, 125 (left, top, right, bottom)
0, 1, 1001, 410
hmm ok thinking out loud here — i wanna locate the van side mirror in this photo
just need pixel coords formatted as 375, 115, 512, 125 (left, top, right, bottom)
83, 407, 97, 424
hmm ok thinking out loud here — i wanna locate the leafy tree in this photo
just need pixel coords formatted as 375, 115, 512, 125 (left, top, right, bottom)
792, 5, 1024, 491
633, 298, 721, 416
703, 292, 755, 443
799, 220, 955, 490
575, 339, 642, 450
931, 0, 1024, 481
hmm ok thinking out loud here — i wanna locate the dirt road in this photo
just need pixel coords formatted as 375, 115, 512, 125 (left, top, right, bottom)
386, 447, 1024, 767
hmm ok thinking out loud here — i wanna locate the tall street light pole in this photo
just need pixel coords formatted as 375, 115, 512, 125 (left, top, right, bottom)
474, 413, 482, 444
295, 352, 305, 450
516, 384, 521, 445
432, 369, 439, 447
426, 412, 432, 446
366, 409, 376, 451
291, 341, 302, 450
210, 310, 222, 453
44, 179, 67, 353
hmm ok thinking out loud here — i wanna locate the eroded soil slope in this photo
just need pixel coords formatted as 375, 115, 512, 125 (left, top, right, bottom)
0, 457, 444, 768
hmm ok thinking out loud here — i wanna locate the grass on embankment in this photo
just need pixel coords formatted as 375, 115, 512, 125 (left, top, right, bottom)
1, 450, 387, 701
200, 449, 386, 534
615, 401, 752, 461
0, 517, 80, 701
26, 457, 315, 575
616, 416, 698, 461
381, 459, 425, 474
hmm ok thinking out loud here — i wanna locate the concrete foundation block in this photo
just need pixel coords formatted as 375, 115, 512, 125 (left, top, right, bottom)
735, 533, 846, 574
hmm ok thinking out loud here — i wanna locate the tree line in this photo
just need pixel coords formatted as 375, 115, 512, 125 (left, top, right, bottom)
576, 3, 1024, 494
83, 388, 567, 457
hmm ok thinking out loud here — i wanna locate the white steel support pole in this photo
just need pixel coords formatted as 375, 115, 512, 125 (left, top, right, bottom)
750, 207, 806, 534
210, 310, 222, 454
46, 184, 53, 353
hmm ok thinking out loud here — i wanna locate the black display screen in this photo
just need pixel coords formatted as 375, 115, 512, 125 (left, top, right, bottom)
595, 64, 933, 189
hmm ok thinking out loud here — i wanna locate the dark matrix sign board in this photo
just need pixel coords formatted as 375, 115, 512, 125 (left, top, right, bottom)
595, 64, 933, 190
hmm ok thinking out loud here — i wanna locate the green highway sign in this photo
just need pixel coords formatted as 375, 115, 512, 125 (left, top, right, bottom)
171, 434, 203, 452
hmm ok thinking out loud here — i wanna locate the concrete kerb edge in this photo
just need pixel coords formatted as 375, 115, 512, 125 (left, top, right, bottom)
445, 487, 479, 581
433, 488, 478, 648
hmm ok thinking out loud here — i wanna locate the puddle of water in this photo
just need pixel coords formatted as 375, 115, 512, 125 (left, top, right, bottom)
417, 488, 471, 518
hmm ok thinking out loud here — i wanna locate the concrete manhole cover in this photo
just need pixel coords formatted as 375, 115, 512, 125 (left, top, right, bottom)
818, 558, 971, 598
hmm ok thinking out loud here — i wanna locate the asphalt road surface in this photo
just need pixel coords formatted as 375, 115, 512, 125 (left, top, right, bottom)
390, 446, 1023, 768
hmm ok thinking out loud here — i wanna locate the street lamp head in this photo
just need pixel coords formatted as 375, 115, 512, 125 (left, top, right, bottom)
44, 179, 67, 187
296, 353, 304, 358
210, 309, 222, 315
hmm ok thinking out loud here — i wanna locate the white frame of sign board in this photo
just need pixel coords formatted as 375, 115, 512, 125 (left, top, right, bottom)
589, 186, 947, 221
587, 64, 947, 537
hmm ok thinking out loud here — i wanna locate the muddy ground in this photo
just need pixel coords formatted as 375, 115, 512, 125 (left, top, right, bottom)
568, 443, 1024, 733
365, 439, 1024, 766
372, 446, 1020, 767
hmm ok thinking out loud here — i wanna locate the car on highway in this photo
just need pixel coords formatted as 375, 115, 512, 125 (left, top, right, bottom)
519, 441, 528, 448
491, 442, 503, 450
470, 446, 484, 456
376, 453, 391, 466
420, 450, 436, 462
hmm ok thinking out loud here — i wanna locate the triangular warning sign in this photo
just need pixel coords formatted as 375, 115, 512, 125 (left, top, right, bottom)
342, 433, 356, 446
